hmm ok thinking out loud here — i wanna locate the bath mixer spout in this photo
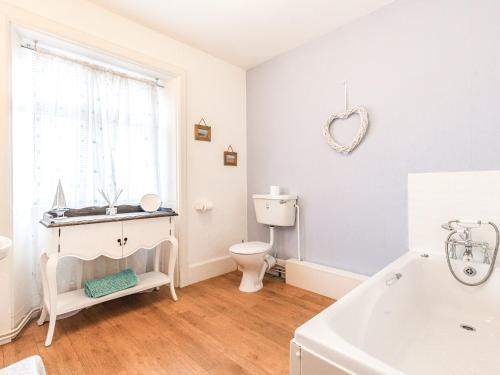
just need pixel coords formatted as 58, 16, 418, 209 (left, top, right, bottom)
442, 220, 499, 286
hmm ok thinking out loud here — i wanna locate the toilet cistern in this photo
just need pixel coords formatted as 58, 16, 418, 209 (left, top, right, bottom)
229, 189, 297, 292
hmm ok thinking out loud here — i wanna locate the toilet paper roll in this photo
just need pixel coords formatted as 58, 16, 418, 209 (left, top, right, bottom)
194, 200, 213, 212
270, 185, 281, 196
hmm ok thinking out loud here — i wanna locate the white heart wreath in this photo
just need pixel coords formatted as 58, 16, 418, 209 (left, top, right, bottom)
322, 106, 369, 154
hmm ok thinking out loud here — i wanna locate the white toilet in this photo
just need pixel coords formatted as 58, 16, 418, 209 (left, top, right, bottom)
229, 193, 297, 292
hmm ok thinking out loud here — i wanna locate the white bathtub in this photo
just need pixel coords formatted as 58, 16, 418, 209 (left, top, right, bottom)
291, 251, 500, 375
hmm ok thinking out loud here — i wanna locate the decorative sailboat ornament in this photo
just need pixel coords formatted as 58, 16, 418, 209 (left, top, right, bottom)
51, 179, 69, 219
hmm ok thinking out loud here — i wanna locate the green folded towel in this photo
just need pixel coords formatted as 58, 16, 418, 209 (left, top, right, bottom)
84, 268, 138, 298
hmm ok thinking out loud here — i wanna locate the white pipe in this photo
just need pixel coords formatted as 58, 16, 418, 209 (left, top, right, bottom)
258, 226, 277, 281
269, 225, 277, 258
259, 254, 276, 281
0, 307, 41, 341
296, 203, 301, 261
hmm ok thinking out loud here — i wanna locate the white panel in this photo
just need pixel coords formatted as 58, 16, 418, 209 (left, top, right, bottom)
301, 347, 353, 375
408, 171, 500, 254
286, 259, 367, 300
290, 341, 302, 375
188, 255, 236, 285
59, 222, 123, 259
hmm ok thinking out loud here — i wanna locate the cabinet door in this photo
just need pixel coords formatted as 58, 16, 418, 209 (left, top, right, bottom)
122, 217, 171, 258
59, 222, 123, 260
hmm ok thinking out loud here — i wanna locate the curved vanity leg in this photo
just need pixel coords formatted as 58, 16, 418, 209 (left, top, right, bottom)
154, 245, 161, 291
168, 236, 178, 301
37, 252, 49, 326
45, 254, 59, 346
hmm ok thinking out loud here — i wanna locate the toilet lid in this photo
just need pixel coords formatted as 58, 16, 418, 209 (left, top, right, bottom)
230, 241, 272, 255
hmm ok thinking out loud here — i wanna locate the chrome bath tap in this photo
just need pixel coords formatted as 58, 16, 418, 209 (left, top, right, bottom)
442, 220, 490, 263
441, 220, 500, 286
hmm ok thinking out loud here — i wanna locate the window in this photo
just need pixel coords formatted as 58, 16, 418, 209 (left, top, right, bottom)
11, 30, 178, 313
14, 40, 177, 210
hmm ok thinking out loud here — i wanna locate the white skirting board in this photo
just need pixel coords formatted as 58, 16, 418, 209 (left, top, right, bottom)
286, 259, 368, 300
188, 255, 237, 285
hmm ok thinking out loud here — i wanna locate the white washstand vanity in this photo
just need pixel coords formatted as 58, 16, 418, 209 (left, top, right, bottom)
37, 205, 178, 346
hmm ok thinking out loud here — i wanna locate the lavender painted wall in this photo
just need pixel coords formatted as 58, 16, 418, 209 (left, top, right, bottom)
246, 0, 500, 275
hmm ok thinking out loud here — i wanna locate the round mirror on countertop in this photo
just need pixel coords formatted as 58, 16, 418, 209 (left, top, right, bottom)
140, 194, 162, 212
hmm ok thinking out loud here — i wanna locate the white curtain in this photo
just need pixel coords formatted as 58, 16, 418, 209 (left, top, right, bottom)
32, 52, 163, 205
12, 46, 176, 322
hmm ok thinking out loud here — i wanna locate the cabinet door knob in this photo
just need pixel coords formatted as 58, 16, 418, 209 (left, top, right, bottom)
123, 237, 128, 245
117, 238, 122, 245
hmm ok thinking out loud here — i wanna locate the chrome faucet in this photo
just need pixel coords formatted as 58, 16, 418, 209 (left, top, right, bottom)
442, 220, 490, 263
442, 220, 500, 286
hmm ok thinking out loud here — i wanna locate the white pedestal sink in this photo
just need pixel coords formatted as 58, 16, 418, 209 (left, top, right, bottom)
0, 236, 11, 260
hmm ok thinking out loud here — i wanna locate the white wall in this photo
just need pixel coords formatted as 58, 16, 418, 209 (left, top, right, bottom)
0, 11, 12, 339
247, 0, 500, 276
0, 0, 246, 335
408, 171, 500, 255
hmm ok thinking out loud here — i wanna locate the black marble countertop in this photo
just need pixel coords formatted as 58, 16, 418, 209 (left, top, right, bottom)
40, 205, 178, 228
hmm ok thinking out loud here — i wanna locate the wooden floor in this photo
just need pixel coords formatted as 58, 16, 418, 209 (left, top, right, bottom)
0, 272, 333, 375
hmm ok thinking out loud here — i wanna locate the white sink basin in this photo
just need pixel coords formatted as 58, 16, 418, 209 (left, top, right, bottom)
0, 236, 11, 260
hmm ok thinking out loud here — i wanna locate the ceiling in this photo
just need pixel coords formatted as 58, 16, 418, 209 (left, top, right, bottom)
89, 0, 395, 69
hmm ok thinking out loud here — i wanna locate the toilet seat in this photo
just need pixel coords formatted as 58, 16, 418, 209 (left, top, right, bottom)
229, 241, 272, 255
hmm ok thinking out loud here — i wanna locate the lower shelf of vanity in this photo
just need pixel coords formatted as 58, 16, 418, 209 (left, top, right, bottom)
55, 271, 170, 315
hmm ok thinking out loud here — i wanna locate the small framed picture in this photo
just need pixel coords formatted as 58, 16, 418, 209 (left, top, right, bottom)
194, 118, 211, 142
224, 146, 237, 166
